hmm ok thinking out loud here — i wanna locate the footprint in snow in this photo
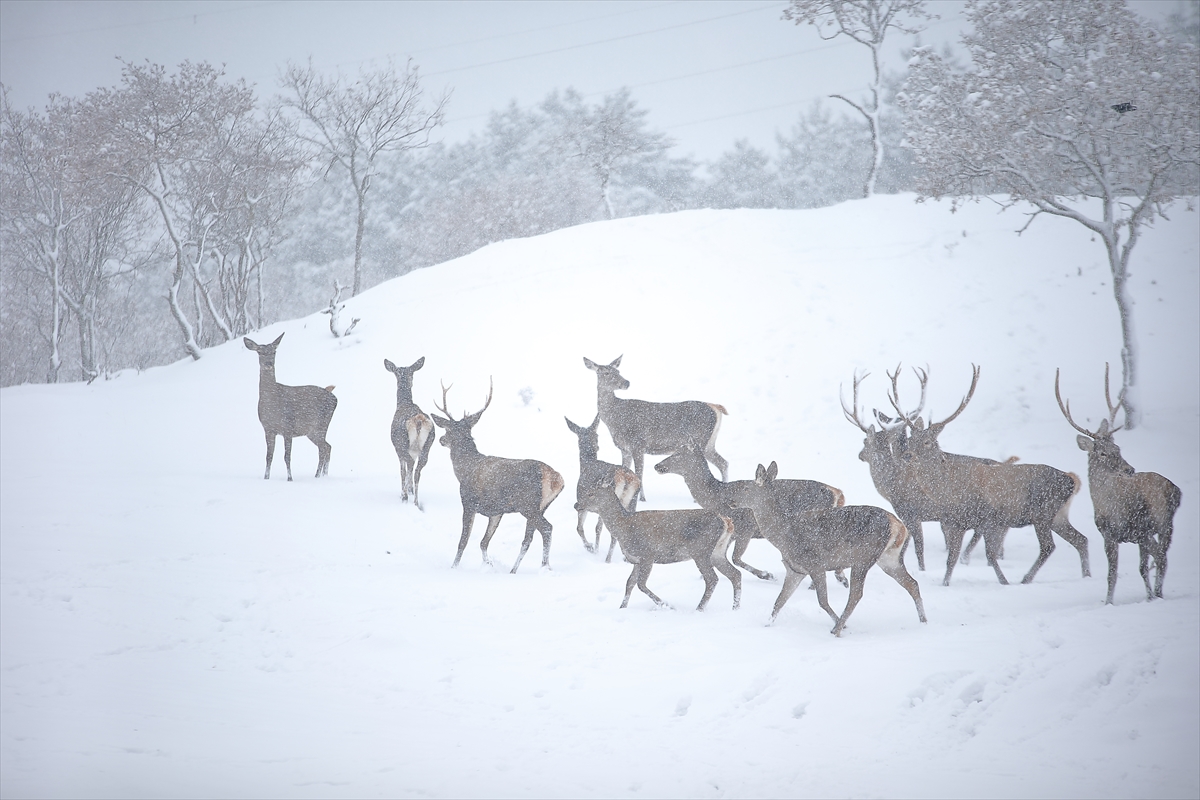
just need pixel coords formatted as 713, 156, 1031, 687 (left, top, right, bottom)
675, 696, 691, 716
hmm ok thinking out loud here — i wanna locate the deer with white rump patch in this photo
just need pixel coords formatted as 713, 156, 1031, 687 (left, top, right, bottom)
728, 462, 926, 636
578, 473, 741, 611
565, 415, 641, 562
1056, 365, 1181, 604
432, 379, 564, 573
244, 333, 337, 480
886, 365, 1090, 587
385, 357, 435, 509
653, 447, 848, 585
583, 356, 728, 501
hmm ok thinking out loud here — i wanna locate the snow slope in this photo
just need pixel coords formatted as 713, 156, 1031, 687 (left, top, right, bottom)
2, 195, 1197, 799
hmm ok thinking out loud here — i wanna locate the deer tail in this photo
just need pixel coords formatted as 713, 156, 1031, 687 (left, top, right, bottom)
713, 515, 735, 559
1003, 455, 1020, 464
540, 465, 565, 512
706, 403, 728, 416
879, 513, 909, 570
1054, 472, 1082, 527
825, 484, 846, 508
324, 385, 336, 393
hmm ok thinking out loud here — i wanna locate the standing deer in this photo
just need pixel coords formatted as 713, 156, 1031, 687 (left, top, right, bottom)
886, 365, 1090, 586
244, 333, 337, 481
583, 356, 728, 501
565, 415, 641, 562
432, 379, 564, 574
653, 448, 847, 585
1056, 366, 1182, 604
729, 463, 926, 636
384, 357, 435, 509
579, 472, 740, 611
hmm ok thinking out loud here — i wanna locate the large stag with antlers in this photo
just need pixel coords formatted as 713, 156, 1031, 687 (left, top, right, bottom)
1056, 366, 1181, 604
583, 356, 728, 501
432, 380, 564, 573
244, 334, 337, 481
891, 365, 1089, 586
385, 357, 434, 509
565, 415, 641, 562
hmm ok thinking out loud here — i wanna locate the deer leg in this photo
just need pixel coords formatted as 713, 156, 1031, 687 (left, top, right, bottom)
832, 567, 869, 637
1019, 523, 1056, 585
942, 525, 966, 586
810, 570, 840, 630
527, 513, 553, 571
1103, 537, 1120, 605
412, 436, 433, 511
398, 454, 411, 502
509, 516, 538, 574
705, 447, 729, 483
731, 535, 773, 581
635, 563, 667, 608
985, 527, 1010, 585
263, 432, 275, 479
1138, 544, 1154, 601
593, 514, 604, 553
453, 508, 476, 568
621, 563, 642, 608
769, 566, 806, 624
576, 508, 595, 553
1051, 515, 1091, 578
1153, 539, 1168, 599
479, 515, 504, 567
961, 531, 983, 565
633, 452, 646, 501
694, 558, 720, 611
283, 436, 294, 482
712, 550, 742, 611
877, 551, 928, 624
605, 530, 619, 564
311, 435, 331, 478
902, 515, 925, 572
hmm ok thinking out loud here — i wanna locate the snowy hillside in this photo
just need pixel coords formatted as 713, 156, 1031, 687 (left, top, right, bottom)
2, 194, 1197, 798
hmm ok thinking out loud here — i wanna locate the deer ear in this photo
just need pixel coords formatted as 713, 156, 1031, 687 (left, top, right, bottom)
583, 357, 598, 371
432, 414, 450, 429
755, 464, 767, 484
271, 333, 284, 346
243, 338, 257, 351
565, 416, 581, 434
384, 359, 396, 372
766, 462, 779, 480
589, 414, 600, 431
913, 417, 925, 430
610, 355, 623, 368
411, 356, 425, 371
1077, 435, 1094, 452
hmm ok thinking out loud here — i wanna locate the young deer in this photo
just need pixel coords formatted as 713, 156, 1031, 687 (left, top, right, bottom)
579, 473, 741, 611
887, 366, 1090, 586
432, 380, 564, 574
1056, 366, 1182, 604
653, 448, 847, 585
384, 357, 435, 509
565, 415, 641, 562
729, 463, 927, 636
243, 333, 337, 480
583, 355, 727, 501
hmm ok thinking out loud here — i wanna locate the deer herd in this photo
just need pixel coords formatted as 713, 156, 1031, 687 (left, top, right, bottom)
244, 336, 1182, 635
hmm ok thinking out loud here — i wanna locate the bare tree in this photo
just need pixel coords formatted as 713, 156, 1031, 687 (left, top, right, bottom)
280, 59, 447, 296
784, 0, 931, 198
899, 0, 1200, 425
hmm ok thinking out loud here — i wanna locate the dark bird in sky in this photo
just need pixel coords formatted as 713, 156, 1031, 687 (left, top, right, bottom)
1111, 103, 1137, 114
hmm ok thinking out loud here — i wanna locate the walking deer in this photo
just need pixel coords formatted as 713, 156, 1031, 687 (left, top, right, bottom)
885, 365, 1090, 586
729, 463, 926, 636
578, 473, 740, 611
653, 448, 847, 585
1056, 366, 1181, 604
432, 380, 564, 573
384, 357, 435, 509
583, 356, 728, 501
565, 415, 641, 562
244, 333, 337, 480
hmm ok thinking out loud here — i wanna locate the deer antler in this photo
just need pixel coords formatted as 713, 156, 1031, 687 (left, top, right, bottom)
465, 376, 494, 424
435, 380, 455, 419
885, 363, 929, 428
1055, 368, 1098, 438
840, 370, 872, 433
927, 364, 980, 433
1058, 364, 1125, 439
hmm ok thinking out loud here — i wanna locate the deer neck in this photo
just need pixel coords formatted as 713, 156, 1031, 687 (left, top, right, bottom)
578, 443, 600, 466
395, 380, 414, 408
596, 385, 620, 416
258, 362, 279, 395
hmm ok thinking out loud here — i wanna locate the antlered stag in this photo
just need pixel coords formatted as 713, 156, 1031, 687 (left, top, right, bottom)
244, 333, 337, 480
1056, 366, 1181, 604
565, 415, 641, 562
579, 473, 740, 611
432, 380, 564, 573
583, 356, 727, 501
887, 365, 1090, 586
729, 463, 926, 636
384, 357, 434, 509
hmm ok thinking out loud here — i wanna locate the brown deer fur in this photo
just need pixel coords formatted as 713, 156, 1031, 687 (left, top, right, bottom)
385, 357, 435, 509
565, 415, 641, 562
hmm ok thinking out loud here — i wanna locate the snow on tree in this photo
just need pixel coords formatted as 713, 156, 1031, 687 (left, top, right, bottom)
280, 59, 447, 296
783, 0, 931, 198
899, 0, 1200, 425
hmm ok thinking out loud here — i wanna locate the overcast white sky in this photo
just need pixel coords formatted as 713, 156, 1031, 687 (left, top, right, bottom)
0, 0, 1183, 161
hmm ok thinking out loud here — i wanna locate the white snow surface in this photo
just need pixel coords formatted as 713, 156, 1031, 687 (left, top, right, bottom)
2, 195, 1198, 799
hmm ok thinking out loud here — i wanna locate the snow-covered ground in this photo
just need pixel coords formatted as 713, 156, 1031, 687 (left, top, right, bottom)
2, 194, 1197, 799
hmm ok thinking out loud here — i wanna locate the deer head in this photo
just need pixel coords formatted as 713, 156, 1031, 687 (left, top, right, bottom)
583, 356, 630, 392
431, 378, 493, 451
1055, 364, 1135, 476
